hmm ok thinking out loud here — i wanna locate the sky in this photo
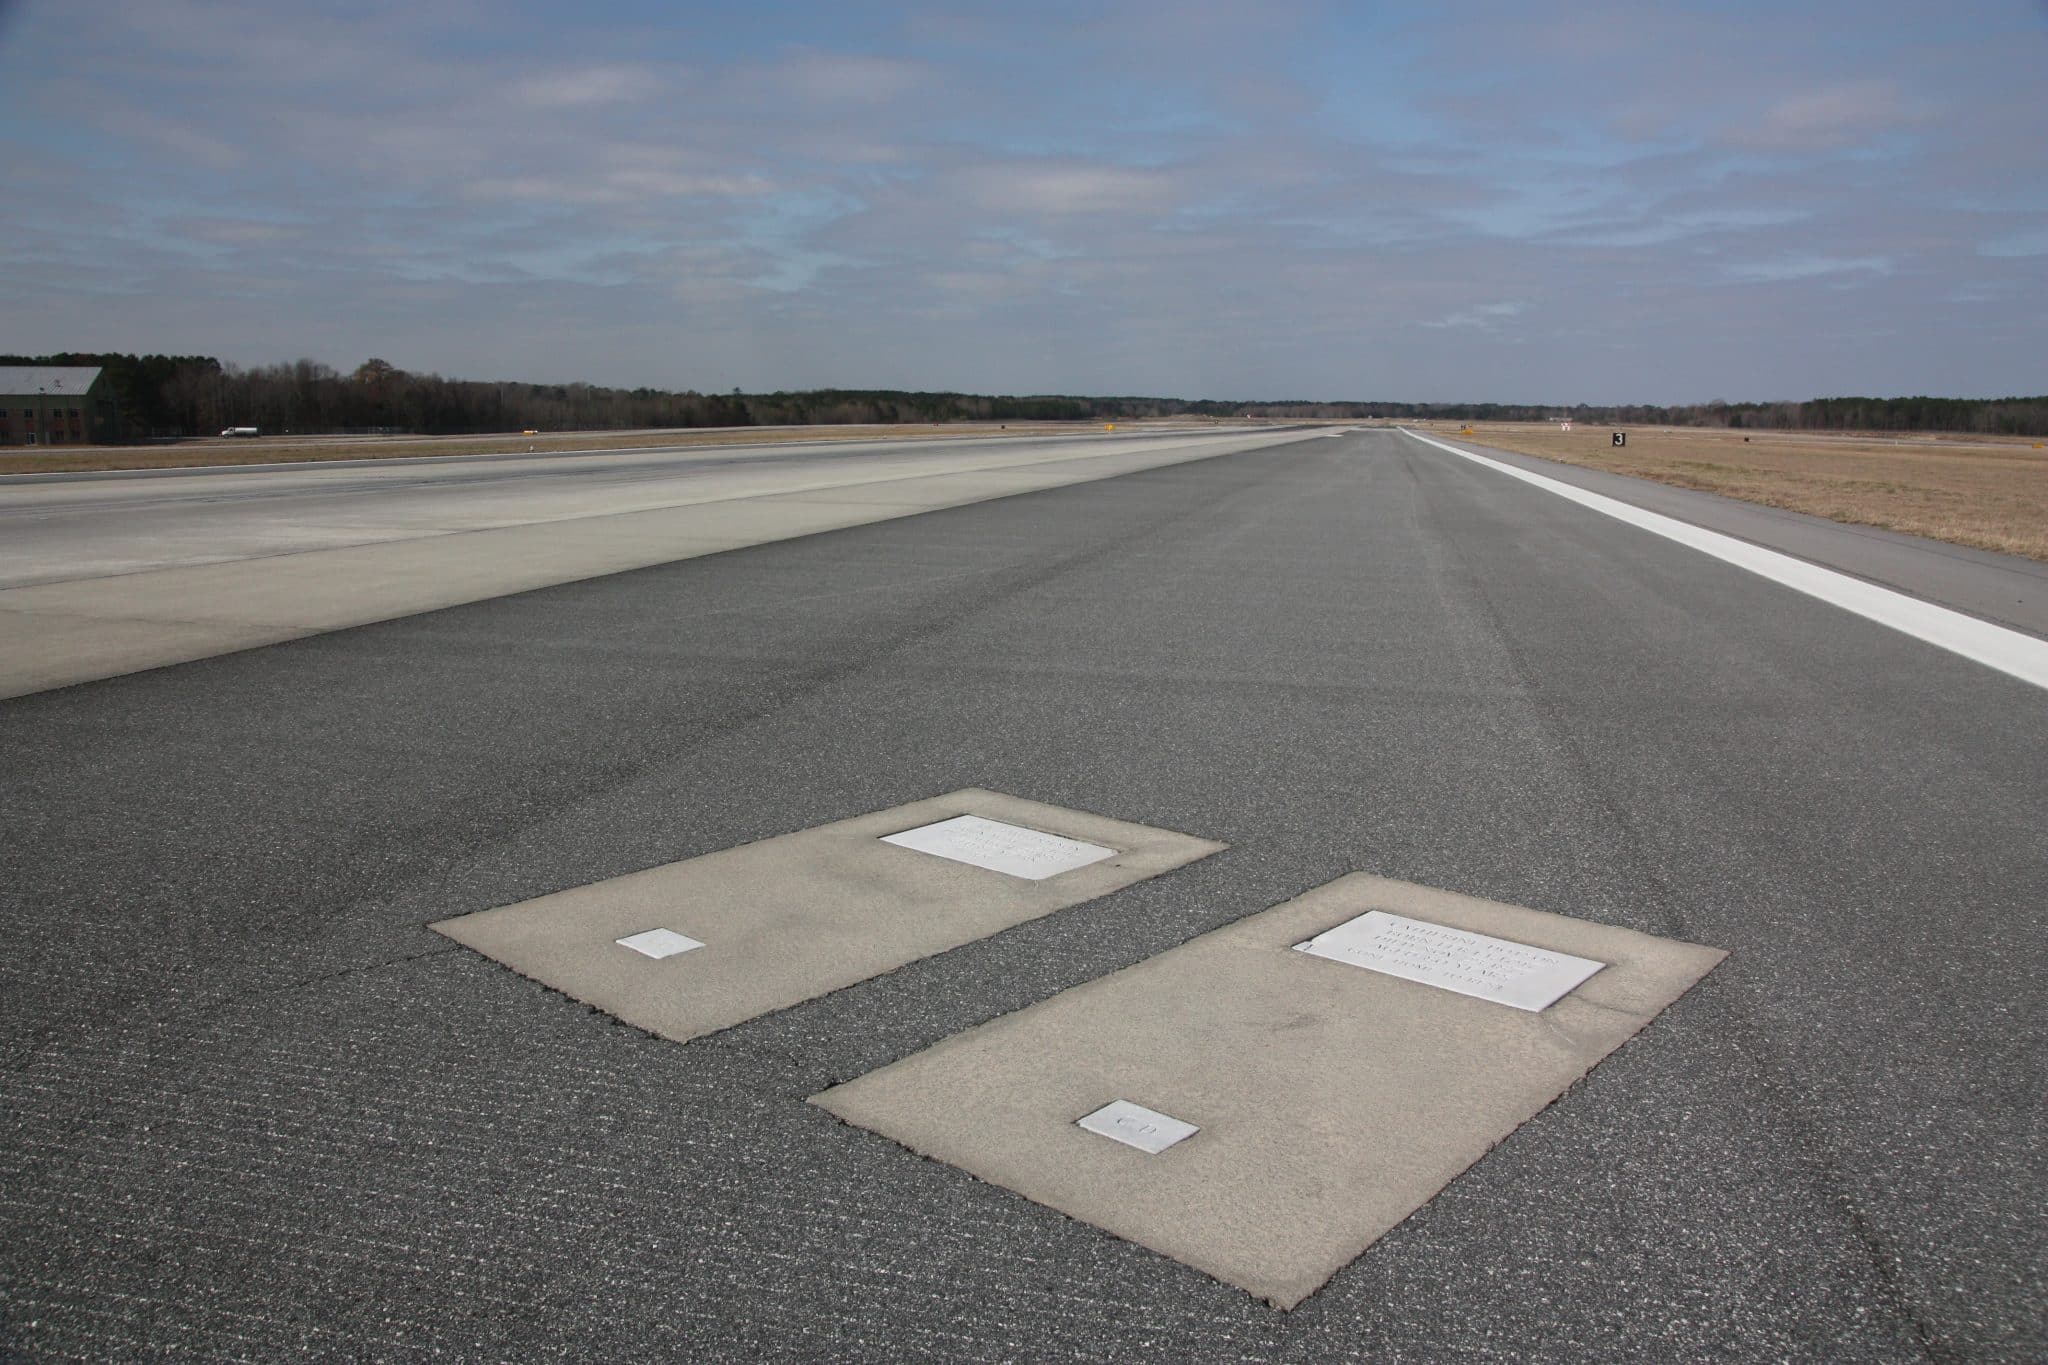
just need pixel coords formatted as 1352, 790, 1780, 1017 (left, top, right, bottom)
0, 0, 2043, 403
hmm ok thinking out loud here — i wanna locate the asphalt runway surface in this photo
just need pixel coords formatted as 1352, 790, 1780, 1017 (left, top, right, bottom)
3, 429, 2042, 1359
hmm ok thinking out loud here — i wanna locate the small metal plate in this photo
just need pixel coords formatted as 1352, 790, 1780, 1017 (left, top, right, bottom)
1077, 1100, 1198, 1154
615, 928, 705, 960
881, 814, 1116, 881
1295, 911, 1603, 1012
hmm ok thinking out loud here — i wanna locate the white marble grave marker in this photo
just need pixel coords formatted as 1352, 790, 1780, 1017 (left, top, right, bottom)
881, 814, 1116, 881
1077, 1100, 1198, 1154
1295, 911, 1603, 1011
615, 928, 705, 960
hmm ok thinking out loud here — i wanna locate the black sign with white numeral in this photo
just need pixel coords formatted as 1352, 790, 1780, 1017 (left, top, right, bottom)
1612, 432, 1627, 447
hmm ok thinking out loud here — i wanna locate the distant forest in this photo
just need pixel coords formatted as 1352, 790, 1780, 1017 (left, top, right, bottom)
10, 352, 2046, 438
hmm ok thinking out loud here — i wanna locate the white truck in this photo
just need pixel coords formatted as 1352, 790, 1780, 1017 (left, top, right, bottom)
220, 427, 259, 438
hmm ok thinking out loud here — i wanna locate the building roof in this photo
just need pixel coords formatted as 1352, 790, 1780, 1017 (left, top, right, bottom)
0, 366, 105, 396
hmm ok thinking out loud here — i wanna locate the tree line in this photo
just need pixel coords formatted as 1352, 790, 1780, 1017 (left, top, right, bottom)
8, 353, 2044, 438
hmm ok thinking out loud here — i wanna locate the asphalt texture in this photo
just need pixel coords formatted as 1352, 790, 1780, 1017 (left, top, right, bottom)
1438, 434, 2048, 639
2, 429, 2043, 1360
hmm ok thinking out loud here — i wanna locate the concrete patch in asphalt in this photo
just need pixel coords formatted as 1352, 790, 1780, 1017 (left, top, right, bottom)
431, 788, 1225, 1045
812, 873, 1725, 1309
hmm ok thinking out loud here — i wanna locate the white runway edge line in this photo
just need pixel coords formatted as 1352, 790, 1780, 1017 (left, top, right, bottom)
1400, 428, 2048, 693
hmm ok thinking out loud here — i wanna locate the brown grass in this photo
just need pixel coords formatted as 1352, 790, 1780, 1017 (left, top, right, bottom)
1408, 421, 2048, 562
0, 418, 1208, 477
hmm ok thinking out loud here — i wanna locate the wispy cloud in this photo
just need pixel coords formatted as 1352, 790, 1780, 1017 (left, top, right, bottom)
1980, 231, 2048, 258
91, 105, 246, 169
0, 0, 2041, 401
1420, 302, 1526, 330
514, 64, 668, 109
960, 162, 1184, 216
163, 217, 304, 246
1727, 81, 1927, 152
770, 51, 925, 103
464, 170, 777, 205
1720, 256, 1893, 283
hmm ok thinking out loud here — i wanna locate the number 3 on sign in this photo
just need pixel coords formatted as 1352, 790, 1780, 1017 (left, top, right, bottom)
1612, 431, 1627, 447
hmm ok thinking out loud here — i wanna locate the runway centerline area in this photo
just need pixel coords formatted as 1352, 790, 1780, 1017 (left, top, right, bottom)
2, 429, 2041, 1360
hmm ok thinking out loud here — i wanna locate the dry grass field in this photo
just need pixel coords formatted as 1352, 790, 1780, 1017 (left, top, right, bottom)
0, 419, 1198, 478
1412, 422, 2048, 562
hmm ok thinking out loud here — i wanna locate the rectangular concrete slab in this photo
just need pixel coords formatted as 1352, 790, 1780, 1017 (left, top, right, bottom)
812, 873, 1725, 1309
431, 789, 1225, 1044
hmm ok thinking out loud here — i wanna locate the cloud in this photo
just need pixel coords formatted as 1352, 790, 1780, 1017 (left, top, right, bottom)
1979, 230, 2048, 258
961, 162, 1183, 215
1420, 301, 1526, 330
1727, 81, 1924, 152
163, 217, 303, 246
464, 170, 776, 205
90, 105, 246, 169
2, 0, 2043, 401
1554, 207, 1813, 249
772, 52, 925, 104
514, 64, 666, 108
1719, 255, 1893, 283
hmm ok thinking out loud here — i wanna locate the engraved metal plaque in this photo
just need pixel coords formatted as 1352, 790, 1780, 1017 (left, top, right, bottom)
881, 814, 1116, 881
615, 928, 705, 960
1295, 911, 1603, 1011
1077, 1100, 1198, 1154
